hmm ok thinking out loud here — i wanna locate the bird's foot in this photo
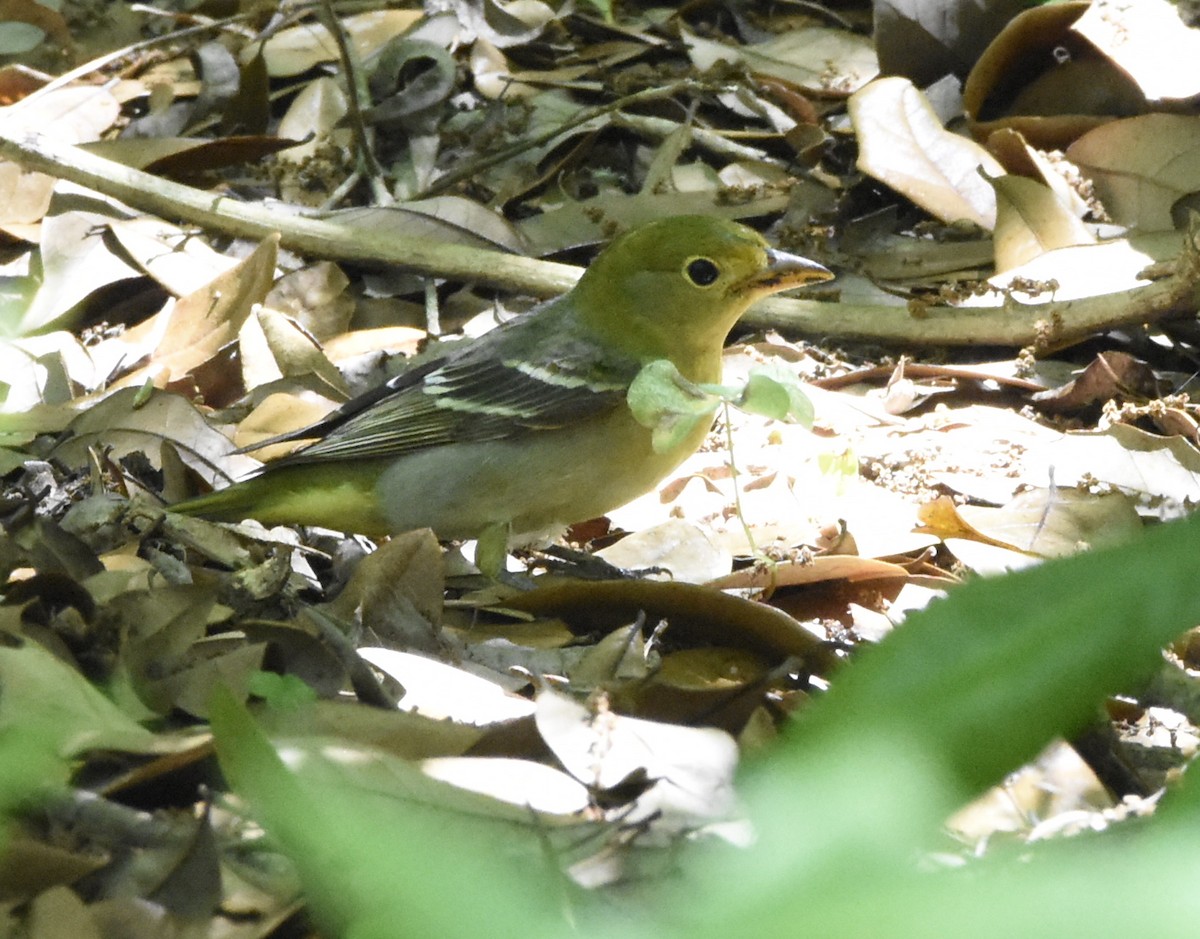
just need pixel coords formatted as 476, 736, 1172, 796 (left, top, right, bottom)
526, 543, 669, 581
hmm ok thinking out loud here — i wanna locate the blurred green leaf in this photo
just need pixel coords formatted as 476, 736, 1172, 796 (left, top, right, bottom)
248, 671, 317, 713
209, 688, 566, 939
0, 641, 158, 758
650, 511, 1200, 939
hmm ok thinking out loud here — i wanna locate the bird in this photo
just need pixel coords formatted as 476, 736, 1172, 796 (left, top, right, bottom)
172, 215, 833, 562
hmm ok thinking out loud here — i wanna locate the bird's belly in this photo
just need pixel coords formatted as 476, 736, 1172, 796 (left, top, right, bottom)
375, 413, 708, 542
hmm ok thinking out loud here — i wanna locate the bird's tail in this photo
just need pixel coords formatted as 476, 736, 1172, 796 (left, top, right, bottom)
170, 462, 390, 536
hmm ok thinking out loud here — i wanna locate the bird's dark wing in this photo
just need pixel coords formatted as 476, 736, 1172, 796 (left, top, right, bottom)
267, 316, 638, 466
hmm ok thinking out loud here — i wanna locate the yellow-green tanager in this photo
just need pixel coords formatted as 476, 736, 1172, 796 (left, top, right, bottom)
173, 215, 832, 545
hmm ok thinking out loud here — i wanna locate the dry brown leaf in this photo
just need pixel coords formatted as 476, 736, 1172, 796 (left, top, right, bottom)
710, 555, 912, 591
501, 578, 835, 670
107, 234, 279, 394
1031, 351, 1163, 413
962, 1, 1141, 148
1067, 114, 1200, 230
327, 529, 445, 652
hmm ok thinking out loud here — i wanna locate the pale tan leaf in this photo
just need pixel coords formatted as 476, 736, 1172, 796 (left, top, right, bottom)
240, 306, 348, 397
990, 173, 1096, 272
107, 216, 240, 296
254, 10, 423, 77
534, 689, 739, 824
274, 76, 351, 201
683, 27, 878, 95
330, 198, 529, 253
959, 237, 1160, 306
0, 87, 120, 144
596, 519, 732, 584
0, 158, 53, 232
231, 392, 338, 455
850, 77, 1003, 228
985, 128, 1092, 219
51, 387, 260, 482
16, 185, 142, 335
358, 647, 536, 725
0, 330, 95, 413
1026, 422, 1200, 509
957, 488, 1142, 557
421, 757, 589, 815
1073, 0, 1200, 101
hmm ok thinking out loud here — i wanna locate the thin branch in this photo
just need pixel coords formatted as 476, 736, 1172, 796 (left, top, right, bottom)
0, 128, 580, 297
9, 11, 256, 112
317, 0, 391, 204
744, 228, 1200, 352
1, 129, 1196, 350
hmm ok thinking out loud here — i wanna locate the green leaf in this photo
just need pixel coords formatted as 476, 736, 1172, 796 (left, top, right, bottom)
623, 512, 1200, 939
248, 671, 316, 712
818, 447, 858, 481
628, 359, 721, 454
577, 0, 614, 21
739, 366, 815, 426
788, 511, 1200, 795
737, 371, 791, 421
0, 641, 158, 759
210, 688, 564, 939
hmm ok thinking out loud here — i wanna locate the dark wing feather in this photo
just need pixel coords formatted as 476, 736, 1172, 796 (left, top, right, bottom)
269, 317, 638, 466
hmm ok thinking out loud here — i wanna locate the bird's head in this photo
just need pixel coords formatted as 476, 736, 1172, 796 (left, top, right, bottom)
573, 215, 833, 379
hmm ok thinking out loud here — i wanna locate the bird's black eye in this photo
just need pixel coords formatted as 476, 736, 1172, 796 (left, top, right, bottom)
685, 257, 720, 286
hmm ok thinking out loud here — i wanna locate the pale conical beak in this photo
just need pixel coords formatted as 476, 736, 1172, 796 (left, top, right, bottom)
751, 248, 835, 294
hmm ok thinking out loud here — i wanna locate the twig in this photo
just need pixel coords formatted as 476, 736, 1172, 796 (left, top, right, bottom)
302, 605, 399, 710
8, 11, 256, 112
744, 227, 1200, 351
316, 0, 391, 204
0, 128, 580, 296
720, 400, 759, 559
1, 130, 1196, 349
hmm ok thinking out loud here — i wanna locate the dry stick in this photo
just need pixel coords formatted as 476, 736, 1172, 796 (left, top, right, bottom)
2, 129, 1198, 348
749, 233, 1200, 350
8, 12, 255, 112
316, 0, 391, 206
0, 128, 579, 296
